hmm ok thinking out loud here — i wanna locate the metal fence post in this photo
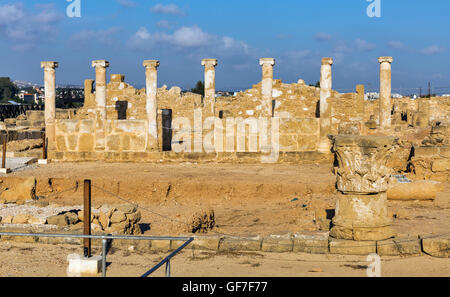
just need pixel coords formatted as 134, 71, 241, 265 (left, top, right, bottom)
102, 239, 107, 277
165, 261, 171, 277
2, 133, 7, 169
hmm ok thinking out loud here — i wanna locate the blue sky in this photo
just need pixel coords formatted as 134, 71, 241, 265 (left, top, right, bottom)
0, 0, 449, 93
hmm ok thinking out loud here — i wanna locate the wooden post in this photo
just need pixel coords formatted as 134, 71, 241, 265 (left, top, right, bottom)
2, 133, 6, 169
42, 132, 47, 160
83, 179, 91, 258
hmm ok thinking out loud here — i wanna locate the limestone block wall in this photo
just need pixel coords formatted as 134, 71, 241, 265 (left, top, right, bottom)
105, 120, 147, 152
409, 146, 450, 182
330, 93, 362, 134
55, 119, 148, 153
55, 119, 96, 152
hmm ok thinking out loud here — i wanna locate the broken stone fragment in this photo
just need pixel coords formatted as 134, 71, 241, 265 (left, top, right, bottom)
12, 213, 32, 224
0, 177, 37, 204
116, 204, 138, 214
65, 212, 79, 225
110, 210, 127, 224
46, 214, 69, 226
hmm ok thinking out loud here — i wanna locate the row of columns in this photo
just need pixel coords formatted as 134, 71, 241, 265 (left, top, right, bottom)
40, 56, 393, 153
318, 56, 394, 152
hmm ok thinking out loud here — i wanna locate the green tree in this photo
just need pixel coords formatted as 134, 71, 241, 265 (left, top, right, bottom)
0, 77, 19, 102
190, 80, 205, 96
309, 81, 320, 88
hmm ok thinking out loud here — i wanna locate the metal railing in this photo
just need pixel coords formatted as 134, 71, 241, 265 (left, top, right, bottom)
0, 232, 193, 277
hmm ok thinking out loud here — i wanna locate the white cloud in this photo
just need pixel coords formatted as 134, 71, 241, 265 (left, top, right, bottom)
314, 32, 331, 42
129, 25, 248, 52
420, 45, 446, 55
150, 3, 185, 16
156, 20, 171, 29
354, 39, 376, 52
0, 3, 62, 51
70, 27, 121, 47
116, 0, 137, 7
388, 41, 406, 49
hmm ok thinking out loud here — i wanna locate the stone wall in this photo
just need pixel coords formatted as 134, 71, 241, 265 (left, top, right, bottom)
48, 64, 449, 165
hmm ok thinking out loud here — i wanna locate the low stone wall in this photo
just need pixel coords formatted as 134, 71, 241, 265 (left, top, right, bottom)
49, 150, 332, 164
409, 146, 450, 182
0, 227, 448, 257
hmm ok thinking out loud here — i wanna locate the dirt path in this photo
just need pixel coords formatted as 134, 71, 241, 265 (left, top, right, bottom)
0, 241, 448, 277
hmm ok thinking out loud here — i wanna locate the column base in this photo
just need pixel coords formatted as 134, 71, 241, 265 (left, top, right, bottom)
331, 192, 395, 241
330, 225, 395, 241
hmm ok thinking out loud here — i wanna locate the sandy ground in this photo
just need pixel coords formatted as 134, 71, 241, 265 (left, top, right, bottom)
3, 162, 449, 238
0, 162, 448, 277
0, 241, 448, 277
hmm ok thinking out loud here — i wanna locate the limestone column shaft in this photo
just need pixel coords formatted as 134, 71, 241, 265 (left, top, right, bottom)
356, 84, 365, 119
259, 58, 275, 118
143, 60, 160, 151
318, 57, 333, 153
201, 59, 218, 117
92, 60, 110, 119
40, 61, 58, 151
92, 60, 109, 151
378, 56, 393, 128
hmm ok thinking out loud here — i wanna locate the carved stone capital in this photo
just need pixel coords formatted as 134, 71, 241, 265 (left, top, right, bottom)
92, 60, 110, 68
331, 135, 398, 194
259, 58, 275, 66
378, 56, 393, 64
40, 61, 59, 69
143, 60, 160, 69
201, 59, 218, 67
321, 57, 333, 66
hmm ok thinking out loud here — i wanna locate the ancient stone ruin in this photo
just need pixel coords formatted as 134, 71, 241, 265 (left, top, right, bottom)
329, 135, 397, 241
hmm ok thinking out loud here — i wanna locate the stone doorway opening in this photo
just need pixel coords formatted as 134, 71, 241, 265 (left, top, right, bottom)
162, 109, 172, 151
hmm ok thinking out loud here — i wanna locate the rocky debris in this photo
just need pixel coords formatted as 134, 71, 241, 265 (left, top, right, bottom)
6, 139, 43, 153
46, 214, 70, 226
0, 177, 37, 204
171, 209, 215, 234
0, 204, 142, 235
12, 213, 32, 224
422, 125, 449, 146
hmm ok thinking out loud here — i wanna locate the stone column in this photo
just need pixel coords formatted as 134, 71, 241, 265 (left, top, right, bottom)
378, 56, 393, 128
356, 84, 365, 119
259, 58, 275, 118
201, 59, 218, 117
416, 99, 430, 128
143, 60, 160, 151
92, 60, 109, 151
92, 60, 110, 119
318, 57, 333, 153
329, 135, 397, 241
40, 61, 59, 150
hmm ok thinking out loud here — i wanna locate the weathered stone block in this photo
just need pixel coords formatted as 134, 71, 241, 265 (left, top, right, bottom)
421, 234, 450, 258
293, 232, 329, 254
219, 237, 262, 252
414, 146, 440, 157
329, 238, 376, 255
432, 159, 450, 172
261, 235, 293, 253
377, 237, 422, 256
187, 236, 222, 251
78, 134, 95, 152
